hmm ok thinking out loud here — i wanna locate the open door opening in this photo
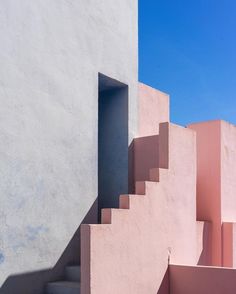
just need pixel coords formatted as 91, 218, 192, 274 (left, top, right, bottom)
98, 73, 129, 221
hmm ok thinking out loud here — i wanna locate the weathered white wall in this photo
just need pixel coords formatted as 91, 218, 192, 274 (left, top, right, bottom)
0, 0, 138, 286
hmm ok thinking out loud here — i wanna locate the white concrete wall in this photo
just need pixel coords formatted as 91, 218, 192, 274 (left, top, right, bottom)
0, 0, 138, 287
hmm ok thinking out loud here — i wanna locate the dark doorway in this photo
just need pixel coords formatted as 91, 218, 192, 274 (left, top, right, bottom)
98, 73, 129, 221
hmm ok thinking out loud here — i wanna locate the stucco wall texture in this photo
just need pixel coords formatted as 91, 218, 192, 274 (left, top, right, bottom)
80, 85, 200, 294
80, 85, 236, 293
189, 120, 236, 267
0, 0, 138, 287
81, 122, 199, 294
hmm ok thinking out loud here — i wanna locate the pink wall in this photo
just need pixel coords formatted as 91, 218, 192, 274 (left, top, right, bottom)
219, 122, 236, 267
232, 224, 236, 268
133, 83, 169, 186
81, 123, 200, 294
133, 135, 159, 182
80, 83, 236, 293
188, 121, 222, 266
189, 120, 236, 267
222, 222, 233, 267
221, 121, 236, 221
138, 83, 169, 137
170, 265, 236, 294
197, 221, 212, 265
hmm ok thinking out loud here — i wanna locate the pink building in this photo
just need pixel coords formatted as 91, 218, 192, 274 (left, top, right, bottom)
80, 84, 236, 294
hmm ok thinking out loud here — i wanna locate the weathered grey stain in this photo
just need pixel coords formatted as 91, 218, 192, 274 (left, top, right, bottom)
26, 225, 49, 241
0, 253, 5, 265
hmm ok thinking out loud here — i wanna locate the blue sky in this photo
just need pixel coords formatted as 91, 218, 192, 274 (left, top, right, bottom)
139, 0, 236, 126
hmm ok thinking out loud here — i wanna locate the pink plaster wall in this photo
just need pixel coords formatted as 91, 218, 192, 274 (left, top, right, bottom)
138, 83, 169, 137
197, 221, 212, 265
133, 84, 169, 186
170, 265, 236, 294
80, 84, 236, 293
222, 223, 236, 268
221, 121, 236, 222
133, 135, 159, 182
222, 222, 233, 267
188, 121, 222, 266
218, 122, 236, 268
222, 222, 236, 268
188, 120, 236, 267
81, 123, 200, 294
233, 224, 236, 268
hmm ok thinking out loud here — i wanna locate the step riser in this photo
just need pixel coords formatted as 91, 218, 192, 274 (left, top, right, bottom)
65, 266, 81, 282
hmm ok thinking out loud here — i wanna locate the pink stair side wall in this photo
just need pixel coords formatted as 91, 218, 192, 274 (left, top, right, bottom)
80, 83, 236, 293
133, 83, 169, 186
81, 122, 201, 294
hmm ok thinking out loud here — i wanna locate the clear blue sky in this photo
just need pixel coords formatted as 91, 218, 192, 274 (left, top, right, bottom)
139, 0, 236, 126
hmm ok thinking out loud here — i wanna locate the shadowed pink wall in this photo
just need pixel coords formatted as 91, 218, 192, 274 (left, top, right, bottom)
81, 117, 200, 293
170, 265, 236, 294
133, 84, 169, 185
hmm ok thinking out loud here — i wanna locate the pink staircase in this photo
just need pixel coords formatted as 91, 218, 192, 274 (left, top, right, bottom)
80, 120, 201, 294
46, 83, 236, 294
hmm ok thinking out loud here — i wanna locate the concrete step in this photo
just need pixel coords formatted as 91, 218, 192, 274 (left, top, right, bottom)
47, 281, 80, 294
65, 265, 81, 282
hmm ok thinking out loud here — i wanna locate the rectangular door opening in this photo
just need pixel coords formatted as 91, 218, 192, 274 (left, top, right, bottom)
98, 73, 129, 221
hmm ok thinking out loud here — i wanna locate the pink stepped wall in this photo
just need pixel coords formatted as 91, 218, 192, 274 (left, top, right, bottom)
80, 84, 236, 293
81, 122, 200, 294
81, 84, 204, 293
189, 120, 236, 267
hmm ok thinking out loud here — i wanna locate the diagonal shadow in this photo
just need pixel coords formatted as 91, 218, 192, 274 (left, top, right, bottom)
197, 221, 212, 266
0, 198, 98, 294
157, 267, 170, 294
